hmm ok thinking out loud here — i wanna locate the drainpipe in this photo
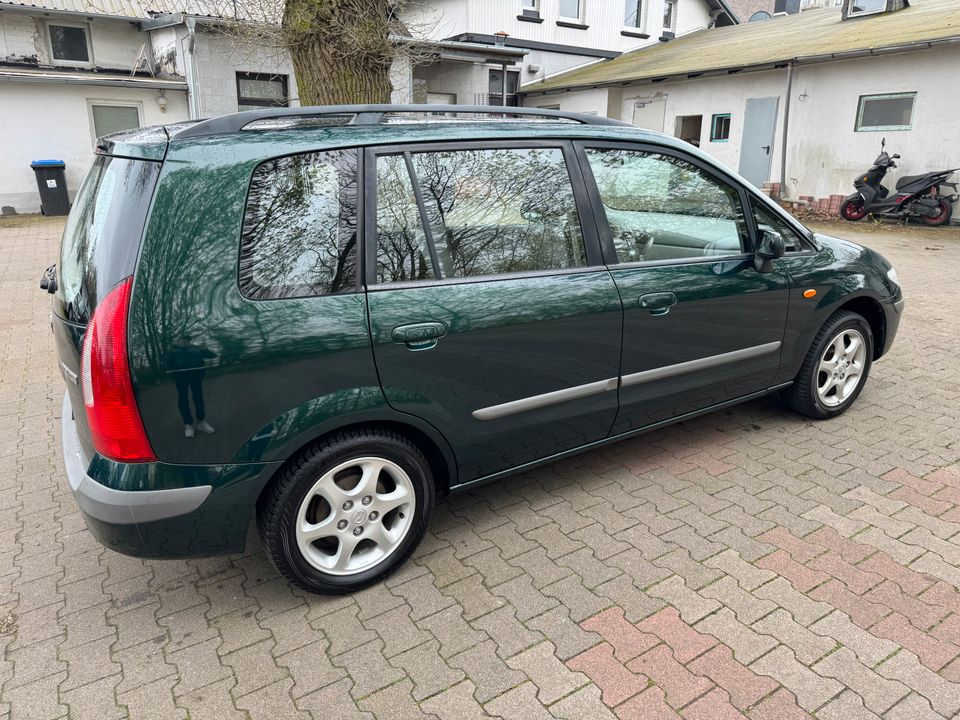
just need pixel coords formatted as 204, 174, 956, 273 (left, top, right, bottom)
780, 62, 794, 200
182, 17, 202, 119
494, 32, 508, 107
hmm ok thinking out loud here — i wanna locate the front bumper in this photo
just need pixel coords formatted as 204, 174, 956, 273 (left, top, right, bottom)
62, 393, 211, 524
879, 292, 904, 357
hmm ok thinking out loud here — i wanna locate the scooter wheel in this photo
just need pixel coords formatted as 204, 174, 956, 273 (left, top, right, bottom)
840, 199, 867, 221
922, 199, 952, 226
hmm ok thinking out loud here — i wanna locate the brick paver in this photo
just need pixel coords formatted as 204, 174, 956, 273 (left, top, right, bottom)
1, 214, 959, 718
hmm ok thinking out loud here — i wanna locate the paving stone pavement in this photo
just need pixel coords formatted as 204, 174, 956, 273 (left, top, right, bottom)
1, 214, 959, 719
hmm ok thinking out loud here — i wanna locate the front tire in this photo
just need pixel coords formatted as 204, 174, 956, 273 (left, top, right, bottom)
922, 198, 952, 226
785, 310, 873, 420
840, 197, 867, 221
257, 428, 435, 594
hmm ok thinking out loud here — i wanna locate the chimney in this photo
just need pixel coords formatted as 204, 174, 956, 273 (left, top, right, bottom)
494, 31, 508, 46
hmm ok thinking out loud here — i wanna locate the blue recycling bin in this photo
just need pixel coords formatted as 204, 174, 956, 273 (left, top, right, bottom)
31, 159, 69, 216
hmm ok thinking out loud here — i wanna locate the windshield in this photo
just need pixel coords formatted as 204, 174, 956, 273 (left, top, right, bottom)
57, 155, 160, 323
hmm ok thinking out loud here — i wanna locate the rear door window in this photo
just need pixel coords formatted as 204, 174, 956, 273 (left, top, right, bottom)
57, 155, 160, 323
239, 148, 359, 299
374, 146, 587, 283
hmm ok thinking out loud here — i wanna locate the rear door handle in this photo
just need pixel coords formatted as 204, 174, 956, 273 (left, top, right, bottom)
391, 322, 447, 350
639, 292, 677, 316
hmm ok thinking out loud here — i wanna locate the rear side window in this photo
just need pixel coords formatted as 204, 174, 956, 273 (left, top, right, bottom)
58, 155, 160, 323
374, 146, 587, 283
240, 148, 358, 300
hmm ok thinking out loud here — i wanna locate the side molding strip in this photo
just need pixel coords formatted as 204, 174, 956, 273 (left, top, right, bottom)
473, 377, 619, 421
621, 341, 782, 388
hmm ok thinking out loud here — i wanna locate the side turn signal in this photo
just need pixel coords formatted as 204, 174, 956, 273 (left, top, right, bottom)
803, 289, 817, 299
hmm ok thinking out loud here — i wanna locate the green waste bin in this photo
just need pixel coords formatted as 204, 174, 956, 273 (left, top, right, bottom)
31, 160, 70, 216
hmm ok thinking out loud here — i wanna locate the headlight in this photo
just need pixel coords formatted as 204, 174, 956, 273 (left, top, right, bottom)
887, 267, 900, 287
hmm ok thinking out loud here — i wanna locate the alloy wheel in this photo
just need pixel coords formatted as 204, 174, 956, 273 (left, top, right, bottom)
816, 329, 867, 407
295, 457, 415, 576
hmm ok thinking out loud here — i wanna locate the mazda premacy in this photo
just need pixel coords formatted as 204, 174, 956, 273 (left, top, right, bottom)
47, 105, 903, 593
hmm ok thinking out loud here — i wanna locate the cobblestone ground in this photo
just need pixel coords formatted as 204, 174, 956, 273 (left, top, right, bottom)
1, 214, 959, 719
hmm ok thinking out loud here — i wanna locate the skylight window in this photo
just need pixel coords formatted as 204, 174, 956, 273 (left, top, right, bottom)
848, 0, 887, 17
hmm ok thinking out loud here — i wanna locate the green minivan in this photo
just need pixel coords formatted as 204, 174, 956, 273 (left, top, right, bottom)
49, 106, 904, 593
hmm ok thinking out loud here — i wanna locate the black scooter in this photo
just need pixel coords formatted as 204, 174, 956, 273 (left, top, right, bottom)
840, 138, 958, 226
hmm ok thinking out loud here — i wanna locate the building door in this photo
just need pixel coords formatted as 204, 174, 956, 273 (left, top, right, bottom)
632, 96, 667, 132
739, 97, 780, 187
365, 141, 623, 484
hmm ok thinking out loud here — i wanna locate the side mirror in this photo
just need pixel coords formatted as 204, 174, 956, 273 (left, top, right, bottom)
520, 198, 544, 223
881, 137, 886, 149
754, 229, 786, 273
892, 153, 901, 159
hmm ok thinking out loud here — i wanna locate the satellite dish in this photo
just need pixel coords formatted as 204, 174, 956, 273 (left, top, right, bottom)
748, 10, 772, 21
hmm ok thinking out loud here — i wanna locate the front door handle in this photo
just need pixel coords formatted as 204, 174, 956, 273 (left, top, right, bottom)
391, 322, 447, 350
761, 145, 771, 154
639, 292, 677, 316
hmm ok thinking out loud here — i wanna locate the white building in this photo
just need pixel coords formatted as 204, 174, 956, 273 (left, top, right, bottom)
403, 0, 737, 107
521, 0, 959, 216
0, 0, 565, 213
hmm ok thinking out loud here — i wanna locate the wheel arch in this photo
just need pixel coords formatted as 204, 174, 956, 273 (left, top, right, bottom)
254, 417, 458, 514
835, 295, 886, 359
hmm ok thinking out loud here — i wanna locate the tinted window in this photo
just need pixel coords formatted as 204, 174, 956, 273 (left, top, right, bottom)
375, 147, 587, 281
57, 155, 160, 323
753, 201, 807, 253
375, 155, 435, 283
239, 148, 358, 299
585, 148, 747, 263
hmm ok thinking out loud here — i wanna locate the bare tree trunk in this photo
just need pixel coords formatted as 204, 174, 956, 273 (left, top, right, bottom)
282, 0, 395, 105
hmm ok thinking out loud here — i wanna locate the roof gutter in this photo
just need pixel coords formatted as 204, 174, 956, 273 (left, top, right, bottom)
521, 35, 960, 96
0, 68, 187, 89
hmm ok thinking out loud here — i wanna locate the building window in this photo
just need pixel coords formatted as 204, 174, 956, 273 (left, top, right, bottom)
855, 92, 916, 132
488, 69, 520, 107
521, 0, 540, 16
663, 0, 676, 30
236, 72, 289, 111
848, 0, 886, 17
710, 113, 731, 142
90, 104, 141, 141
559, 0, 582, 21
625, 0, 643, 27
48, 22, 91, 65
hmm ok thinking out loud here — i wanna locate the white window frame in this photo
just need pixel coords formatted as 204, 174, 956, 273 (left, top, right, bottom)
86, 99, 143, 146
847, 0, 887, 18
559, 0, 584, 22
46, 20, 94, 68
855, 92, 916, 132
624, 0, 644, 29
663, 0, 677, 31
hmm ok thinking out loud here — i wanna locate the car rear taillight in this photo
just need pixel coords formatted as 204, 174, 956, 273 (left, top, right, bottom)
80, 277, 157, 462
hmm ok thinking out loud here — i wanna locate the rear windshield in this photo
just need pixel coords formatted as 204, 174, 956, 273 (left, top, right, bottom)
56, 155, 160, 323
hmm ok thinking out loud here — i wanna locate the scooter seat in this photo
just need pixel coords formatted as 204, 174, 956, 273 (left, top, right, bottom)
895, 172, 951, 191
895, 174, 930, 190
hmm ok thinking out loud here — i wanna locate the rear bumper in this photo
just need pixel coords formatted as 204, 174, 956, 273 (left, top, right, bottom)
62, 393, 278, 558
62, 393, 211, 524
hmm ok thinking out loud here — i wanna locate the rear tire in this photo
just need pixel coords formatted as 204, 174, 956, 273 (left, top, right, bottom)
257, 428, 434, 594
922, 199, 952, 226
785, 310, 873, 420
840, 198, 867, 221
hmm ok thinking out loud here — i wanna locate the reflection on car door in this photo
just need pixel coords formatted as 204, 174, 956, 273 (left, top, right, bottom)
578, 143, 791, 434
365, 142, 623, 483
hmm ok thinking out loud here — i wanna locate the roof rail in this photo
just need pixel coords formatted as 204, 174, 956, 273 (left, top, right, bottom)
173, 104, 631, 139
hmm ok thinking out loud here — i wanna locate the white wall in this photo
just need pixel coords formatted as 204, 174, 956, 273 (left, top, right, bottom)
522, 44, 960, 216
0, 83, 189, 213
0, 12, 40, 62
192, 29, 300, 117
